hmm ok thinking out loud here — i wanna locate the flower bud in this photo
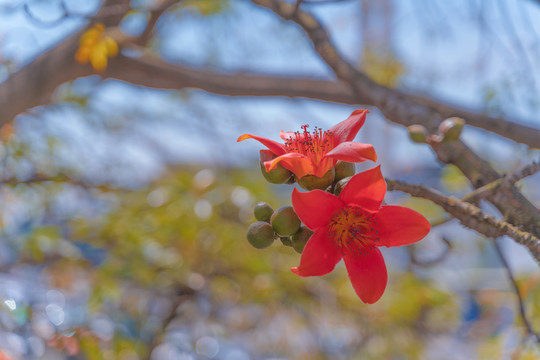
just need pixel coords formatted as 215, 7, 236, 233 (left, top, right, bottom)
254, 202, 274, 222
260, 150, 292, 184
334, 161, 355, 182
291, 225, 313, 254
333, 176, 351, 197
270, 206, 301, 237
247, 221, 275, 249
439, 117, 465, 142
407, 125, 428, 143
279, 236, 293, 247
297, 168, 335, 191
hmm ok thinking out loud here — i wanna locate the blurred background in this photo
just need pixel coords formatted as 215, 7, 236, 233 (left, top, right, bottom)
0, 0, 540, 359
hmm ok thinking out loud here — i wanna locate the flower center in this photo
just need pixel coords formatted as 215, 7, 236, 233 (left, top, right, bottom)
285, 125, 334, 164
328, 206, 379, 256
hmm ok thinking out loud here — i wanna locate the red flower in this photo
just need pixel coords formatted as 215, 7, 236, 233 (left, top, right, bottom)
237, 109, 377, 179
291, 166, 430, 303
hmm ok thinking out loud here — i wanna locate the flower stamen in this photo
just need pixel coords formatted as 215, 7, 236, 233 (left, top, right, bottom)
328, 206, 379, 256
285, 125, 334, 165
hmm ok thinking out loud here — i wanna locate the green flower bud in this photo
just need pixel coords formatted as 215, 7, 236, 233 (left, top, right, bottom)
408, 125, 428, 143
333, 176, 351, 197
334, 161, 355, 182
270, 206, 301, 237
439, 117, 465, 142
297, 168, 335, 191
254, 201, 274, 222
279, 236, 293, 247
260, 151, 292, 184
247, 221, 275, 249
291, 225, 313, 254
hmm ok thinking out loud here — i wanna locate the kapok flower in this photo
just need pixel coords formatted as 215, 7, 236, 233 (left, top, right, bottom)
237, 110, 376, 180
291, 166, 430, 303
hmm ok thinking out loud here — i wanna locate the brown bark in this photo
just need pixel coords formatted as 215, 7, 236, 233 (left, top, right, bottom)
250, 0, 540, 255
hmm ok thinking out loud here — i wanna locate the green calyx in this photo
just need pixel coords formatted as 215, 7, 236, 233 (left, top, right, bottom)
297, 168, 335, 191
247, 221, 275, 249
270, 206, 301, 237
439, 117, 465, 142
334, 161, 355, 182
259, 152, 292, 184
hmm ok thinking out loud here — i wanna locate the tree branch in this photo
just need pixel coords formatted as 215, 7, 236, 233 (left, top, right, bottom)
249, 0, 540, 255
0, 0, 132, 125
491, 238, 540, 342
2, 0, 540, 254
249, 0, 540, 148
462, 161, 540, 203
385, 178, 540, 263
104, 54, 356, 100
2, 6, 540, 151
383, 178, 540, 263
407, 93, 540, 149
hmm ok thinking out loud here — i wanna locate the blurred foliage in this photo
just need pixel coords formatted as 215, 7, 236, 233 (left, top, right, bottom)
440, 164, 471, 194
0, 114, 538, 358
179, 0, 230, 16
361, 48, 405, 88
1, 155, 532, 358
1, 0, 540, 358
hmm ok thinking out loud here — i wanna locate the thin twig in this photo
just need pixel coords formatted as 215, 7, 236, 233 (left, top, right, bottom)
144, 286, 196, 360
383, 178, 540, 263
23, 1, 132, 27
409, 237, 452, 267
132, 0, 179, 46
462, 161, 540, 203
294, 0, 305, 13
491, 238, 540, 343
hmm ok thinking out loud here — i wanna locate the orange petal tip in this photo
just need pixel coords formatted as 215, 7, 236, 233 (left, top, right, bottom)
237, 134, 250, 142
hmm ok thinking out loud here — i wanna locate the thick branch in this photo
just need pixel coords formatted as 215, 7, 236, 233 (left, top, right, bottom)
104, 54, 356, 100
250, 0, 540, 250
1, 14, 539, 150
0, 0, 131, 125
250, 0, 540, 148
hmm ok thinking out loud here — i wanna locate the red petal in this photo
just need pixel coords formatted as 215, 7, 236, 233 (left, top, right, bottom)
280, 130, 295, 140
329, 109, 369, 145
265, 153, 315, 179
292, 188, 343, 230
237, 133, 286, 156
339, 165, 386, 211
290, 227, 342, 277
259, 149, 275, 162
313, 157, 335, 178
375, 205, 431, 247
323, 142, 377, 163
343, 247, 387, 304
